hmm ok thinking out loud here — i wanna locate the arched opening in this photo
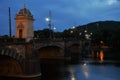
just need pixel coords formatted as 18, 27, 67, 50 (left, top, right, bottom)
19, 29, 23, 38
16, 23, 24, 39
0, 55, 23, 76
38, 46, 64, 59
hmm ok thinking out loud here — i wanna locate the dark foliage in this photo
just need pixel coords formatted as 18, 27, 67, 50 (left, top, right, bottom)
33, 21, 120, 48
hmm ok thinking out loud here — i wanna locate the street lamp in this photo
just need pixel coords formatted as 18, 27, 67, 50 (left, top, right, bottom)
45, 17, 50, 22
45, 11, 52, 39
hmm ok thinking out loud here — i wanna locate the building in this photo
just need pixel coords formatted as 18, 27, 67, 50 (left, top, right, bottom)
15, 5, 34, 42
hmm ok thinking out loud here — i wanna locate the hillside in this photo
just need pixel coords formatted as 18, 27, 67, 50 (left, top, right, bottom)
76, 21, 120, 32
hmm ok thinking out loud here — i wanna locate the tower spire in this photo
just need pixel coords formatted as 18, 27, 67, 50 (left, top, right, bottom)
24, 3, 26, 8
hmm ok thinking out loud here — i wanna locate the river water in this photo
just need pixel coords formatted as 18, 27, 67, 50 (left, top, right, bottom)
39, 49, 120, 80
1, 49, 120, 80
39, 59, 120, 80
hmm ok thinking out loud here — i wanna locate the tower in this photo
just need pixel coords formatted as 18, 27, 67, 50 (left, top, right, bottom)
15, 5, 34, 42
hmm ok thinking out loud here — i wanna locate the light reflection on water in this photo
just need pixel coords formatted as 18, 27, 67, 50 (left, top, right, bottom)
82, 63, 89, 79
64, 49, 120, 80
99, 50, 104, 63
92, 50, 104, 63
1, 50, 120, 80
69, 66, 76, 80
66, 61, 120, 80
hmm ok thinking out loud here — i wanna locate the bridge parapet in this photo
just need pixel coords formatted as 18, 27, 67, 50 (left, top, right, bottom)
33, 39, 65, 50
65, 40, 83, 48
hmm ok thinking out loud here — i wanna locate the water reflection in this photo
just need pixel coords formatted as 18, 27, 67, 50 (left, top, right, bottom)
99, 50, 104, 63
92, 50, 104, 63
82, 63, 89, 79
96, 51, 99, 58
1, 49, 120, 80
69, 66, 76, 80
71, 75, 76, 80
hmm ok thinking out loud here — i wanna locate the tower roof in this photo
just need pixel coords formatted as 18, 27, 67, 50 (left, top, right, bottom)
18, 7, 32, 16
15, 5, 34, 20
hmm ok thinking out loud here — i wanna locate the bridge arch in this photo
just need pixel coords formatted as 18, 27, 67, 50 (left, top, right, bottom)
69, 43, 82, 53
33, 42, 64, 50
0, 48, 24, 76
66, 41, 82, 53
0, 47, 24, 63
37, 45, 64, 59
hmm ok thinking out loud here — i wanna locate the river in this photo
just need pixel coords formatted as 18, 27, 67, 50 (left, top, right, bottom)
39, 59, 120, 80
0, 49, 120, 80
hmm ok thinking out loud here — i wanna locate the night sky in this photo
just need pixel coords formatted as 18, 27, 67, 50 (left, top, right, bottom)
0, 0, 120, 35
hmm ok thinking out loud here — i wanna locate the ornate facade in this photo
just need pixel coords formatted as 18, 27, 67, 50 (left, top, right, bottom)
15, 5, 34, 42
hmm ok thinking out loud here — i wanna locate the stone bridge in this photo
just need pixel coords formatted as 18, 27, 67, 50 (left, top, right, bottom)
0, 39, 91, 77
32, 39, 87, 59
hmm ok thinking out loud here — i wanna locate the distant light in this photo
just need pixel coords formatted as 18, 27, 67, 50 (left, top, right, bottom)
85, 34, 90, 39
70, 31, 73, 33
84, 30, 87, 33
45, 17, 50, 21
53, 27, 56, 30
90, 32, 93, 35
72, 26, 75, 29
79, 33, 82, 35
100, 41, 104, 44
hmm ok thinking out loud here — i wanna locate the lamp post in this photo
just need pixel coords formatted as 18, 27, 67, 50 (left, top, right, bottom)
8, 7, 12, 38
45, 11, 52, 39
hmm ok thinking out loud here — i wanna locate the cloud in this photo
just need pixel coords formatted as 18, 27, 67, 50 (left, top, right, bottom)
107, 0, 118, 5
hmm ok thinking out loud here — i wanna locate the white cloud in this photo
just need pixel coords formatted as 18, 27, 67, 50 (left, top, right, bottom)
107, 0, 118, 5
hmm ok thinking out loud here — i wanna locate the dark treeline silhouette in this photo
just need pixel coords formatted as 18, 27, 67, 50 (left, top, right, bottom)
34, 21, 120, 48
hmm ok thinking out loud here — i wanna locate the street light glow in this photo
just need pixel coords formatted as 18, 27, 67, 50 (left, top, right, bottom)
45, 17, 50, 22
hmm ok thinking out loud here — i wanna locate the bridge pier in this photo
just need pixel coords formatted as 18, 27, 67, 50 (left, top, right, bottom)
22, 43, 41, 77
23, 59, 41, 76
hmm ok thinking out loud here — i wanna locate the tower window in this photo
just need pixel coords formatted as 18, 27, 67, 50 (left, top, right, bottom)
19, 29, 23, 38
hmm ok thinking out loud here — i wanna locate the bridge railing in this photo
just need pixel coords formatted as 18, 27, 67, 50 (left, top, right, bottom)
0, 38, 26, 44
32, 38, 85, 43
33, 38, 64, 43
